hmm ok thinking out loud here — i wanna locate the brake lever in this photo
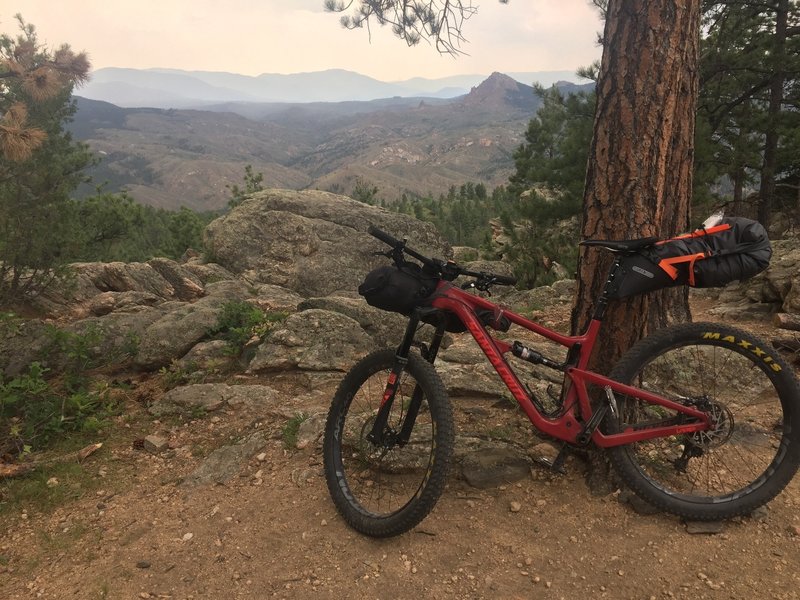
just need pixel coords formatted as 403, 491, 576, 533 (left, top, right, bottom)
372, 244, 406, 266
463, 278, 493, 296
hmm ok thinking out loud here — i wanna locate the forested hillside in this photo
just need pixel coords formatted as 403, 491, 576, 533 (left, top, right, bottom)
68, 73, 573, 211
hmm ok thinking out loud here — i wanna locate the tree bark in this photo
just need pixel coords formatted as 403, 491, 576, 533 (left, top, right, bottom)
571, 0, 700, 494
572, 0, 700, 374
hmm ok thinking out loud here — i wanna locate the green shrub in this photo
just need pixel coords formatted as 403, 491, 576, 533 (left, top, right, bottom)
0, 311, 22, 335
1, 324, 122, 456
0, 362, 116, 456
42, 324, 105, 374
281, 412, 309, 449
209, 301, 288, 353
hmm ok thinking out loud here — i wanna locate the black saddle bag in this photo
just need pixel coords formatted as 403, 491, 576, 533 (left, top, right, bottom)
611, 217, 772, 299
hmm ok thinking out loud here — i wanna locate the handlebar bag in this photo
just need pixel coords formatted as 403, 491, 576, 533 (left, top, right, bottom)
611, 217, 772, 299
358, 261, 438, 315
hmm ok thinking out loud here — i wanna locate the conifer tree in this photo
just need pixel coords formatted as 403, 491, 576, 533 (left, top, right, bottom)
0, 17, 92, 303
326, 1, 700, 365
0, 14, 89, 162
698, 1, 800, 222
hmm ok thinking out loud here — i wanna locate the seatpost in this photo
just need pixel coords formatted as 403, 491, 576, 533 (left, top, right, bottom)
591, 257, 623, 321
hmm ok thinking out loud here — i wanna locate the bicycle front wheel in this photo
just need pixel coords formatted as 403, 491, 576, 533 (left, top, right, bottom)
323, 349, 453, 537
607, 322, 800, 520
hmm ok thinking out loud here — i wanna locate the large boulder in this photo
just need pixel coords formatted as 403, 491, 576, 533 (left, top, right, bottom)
1, 308, 166, 377
297, 296, 407, 348
203, 189, 452, 297
30, 259, 235, 317
765, 240, 800, 313
248, 309, 375, 372
134, 300, 224, 370
134, 282, 256, 369
709, 239, 800, 316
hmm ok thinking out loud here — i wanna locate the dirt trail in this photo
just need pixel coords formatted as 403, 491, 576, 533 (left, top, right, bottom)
2, 305, 800, 600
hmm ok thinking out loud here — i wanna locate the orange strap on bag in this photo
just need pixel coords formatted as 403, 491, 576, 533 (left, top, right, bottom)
657, 253, 707, 286
654, 223, 732, 286
663, 223, 732, 242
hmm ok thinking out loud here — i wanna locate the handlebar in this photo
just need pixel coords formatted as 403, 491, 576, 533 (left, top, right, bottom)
366, 226, 400, 247
367, 225, 517, 288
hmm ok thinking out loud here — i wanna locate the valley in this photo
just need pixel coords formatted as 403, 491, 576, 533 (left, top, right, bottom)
70, 73, 592, 211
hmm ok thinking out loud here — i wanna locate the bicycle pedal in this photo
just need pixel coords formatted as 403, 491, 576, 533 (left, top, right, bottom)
534, 456, 564, 475
534, 448, 568, 475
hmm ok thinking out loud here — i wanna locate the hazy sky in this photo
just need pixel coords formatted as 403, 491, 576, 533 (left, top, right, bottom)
3, 1, 604, 81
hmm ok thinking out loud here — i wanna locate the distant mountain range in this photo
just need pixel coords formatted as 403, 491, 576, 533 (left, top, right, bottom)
80, 67, 584, 107
71, 72, 594, 211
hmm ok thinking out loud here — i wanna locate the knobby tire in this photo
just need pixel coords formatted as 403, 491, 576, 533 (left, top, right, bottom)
606, 322, 800, 520
323, 349, 454, 537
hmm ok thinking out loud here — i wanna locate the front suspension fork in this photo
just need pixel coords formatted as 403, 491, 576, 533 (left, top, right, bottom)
367, 311, 446, 446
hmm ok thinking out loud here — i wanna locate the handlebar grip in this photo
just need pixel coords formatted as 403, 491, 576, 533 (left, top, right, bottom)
367, 225, 401, 247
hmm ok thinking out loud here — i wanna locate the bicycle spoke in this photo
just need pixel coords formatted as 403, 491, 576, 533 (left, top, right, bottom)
608, 323, 799, 518
324, 350, 452, 537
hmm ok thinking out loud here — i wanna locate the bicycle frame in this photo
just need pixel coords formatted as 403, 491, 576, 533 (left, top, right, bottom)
374, 259, 712, 451
428, 284, 710, 448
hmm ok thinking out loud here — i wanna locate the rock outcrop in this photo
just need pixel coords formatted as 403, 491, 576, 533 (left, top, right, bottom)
2, 190, 451, 377
707, 238, 800, 318
4, 189, 798, 390
203, 189, 452, 297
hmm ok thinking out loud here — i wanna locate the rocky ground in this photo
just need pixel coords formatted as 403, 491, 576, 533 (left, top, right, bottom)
2, 193, 800, 599
2, 296, 799, 600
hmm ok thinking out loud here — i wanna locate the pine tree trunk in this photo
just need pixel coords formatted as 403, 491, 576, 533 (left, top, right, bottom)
570, 0, 700, 493
757, 0, 789, 227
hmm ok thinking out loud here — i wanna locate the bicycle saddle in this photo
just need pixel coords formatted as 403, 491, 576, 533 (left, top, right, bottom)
579, 236, 658, 253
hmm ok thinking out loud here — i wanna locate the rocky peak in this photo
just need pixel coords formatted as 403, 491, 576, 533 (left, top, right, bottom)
462, 72, 535, 110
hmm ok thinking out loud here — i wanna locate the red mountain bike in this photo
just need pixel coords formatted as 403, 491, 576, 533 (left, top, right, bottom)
323, 226, 800, 537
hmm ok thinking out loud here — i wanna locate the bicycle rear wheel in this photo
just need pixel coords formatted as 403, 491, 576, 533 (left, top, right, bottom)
607, 322, 800, 520
323, 348, 453, 537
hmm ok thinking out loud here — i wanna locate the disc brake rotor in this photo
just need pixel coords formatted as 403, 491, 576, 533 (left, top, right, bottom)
691, 400, 735, 449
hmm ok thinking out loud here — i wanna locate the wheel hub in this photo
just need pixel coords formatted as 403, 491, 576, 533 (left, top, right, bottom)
691, 398, 735, 449
673, 398, 735, 473
360, 415, 397, 456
